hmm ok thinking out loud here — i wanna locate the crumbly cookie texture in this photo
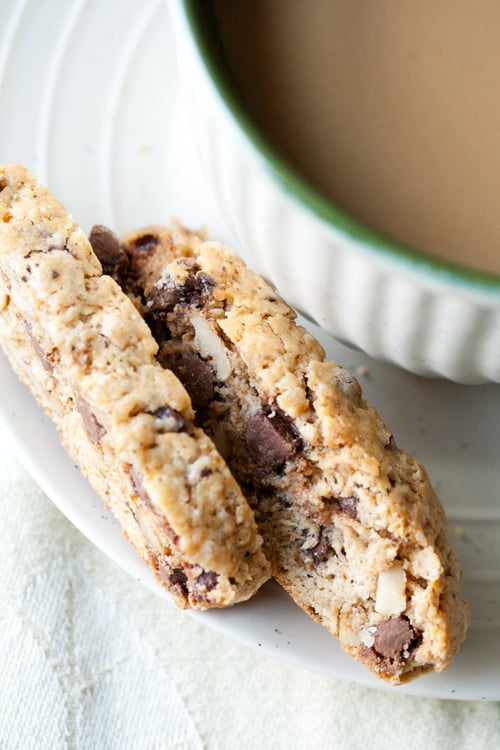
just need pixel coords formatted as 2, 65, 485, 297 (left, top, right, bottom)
0, 165, 270, 609
113, 222, 469, 684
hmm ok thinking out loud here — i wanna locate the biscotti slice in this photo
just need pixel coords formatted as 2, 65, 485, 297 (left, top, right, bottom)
0, 165, 270, 609
110, 222, 469, 684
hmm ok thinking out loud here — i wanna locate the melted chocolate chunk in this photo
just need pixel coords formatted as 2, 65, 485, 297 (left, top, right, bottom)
167, 354, 215, 412
89, 225, 129, 278
384, 433, 397, 450
372, 616, 421, 661
25, 322, 53, 372
245, 410, 302, 474
132, 233, 159, 250
196, 570, 218, 591
169, 567, 189, 596
149, 282, 182, 313
149, 406, 186, 432
117, 232, 160, 288
144, 311, 170, 347
147, 270, 215, 314
148, 270, 215, 315
32, 336, 53, 372
194, 271, 215, 296
308, 527, 332, 565
0, 179, 6, 192
75, 396, 105, 443
337, 495, 359, 519
179, 271, 215, 307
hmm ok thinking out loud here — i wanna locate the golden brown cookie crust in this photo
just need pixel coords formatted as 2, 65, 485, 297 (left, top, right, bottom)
0, 165, 270, 609
117, 222, 469, 683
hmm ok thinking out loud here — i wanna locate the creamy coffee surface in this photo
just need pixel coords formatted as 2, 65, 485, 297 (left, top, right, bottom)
216, 0, 500, 275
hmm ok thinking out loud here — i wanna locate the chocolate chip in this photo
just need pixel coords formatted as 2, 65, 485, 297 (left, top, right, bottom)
195, 272, 215, 296
132, 233, 159, 250
336, 495, 359, 519
144, 311, 171, 346
75, 396, 105, 443
24, 322, 53, 372
89, 225, 129, 278
170, 567, 189, 596
149, 406, 186, 432
0, 179, 6, 192
149, 282, 182, 313
246, 410, 302, 473
384, 434, 397, 450
147, 270, 215, 315
180, 272, 214, 305
308, 527, 332, 565
33, 336, 53, 372
179, 272, 215, 307
372, 616, 421, 661
167, 354, 215, 411
196, 570, 218, 591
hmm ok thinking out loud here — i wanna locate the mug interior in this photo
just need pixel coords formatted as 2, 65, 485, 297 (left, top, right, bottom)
181, 0, 500, 297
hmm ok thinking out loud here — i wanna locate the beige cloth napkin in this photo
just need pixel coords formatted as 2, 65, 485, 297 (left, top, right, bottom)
0, 425, 498, 750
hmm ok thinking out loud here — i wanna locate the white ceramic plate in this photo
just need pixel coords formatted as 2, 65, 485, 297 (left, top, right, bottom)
0, 0, 499, 700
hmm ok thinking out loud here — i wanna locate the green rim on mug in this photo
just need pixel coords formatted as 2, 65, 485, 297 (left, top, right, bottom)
182, 0, 500, 296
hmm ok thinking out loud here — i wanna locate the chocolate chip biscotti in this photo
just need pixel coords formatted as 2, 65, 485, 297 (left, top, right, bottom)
0, 164, 270, 609
107, 222, 469, 684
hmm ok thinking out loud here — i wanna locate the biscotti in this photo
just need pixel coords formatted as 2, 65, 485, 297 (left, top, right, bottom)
0, 164, 270, 609
111, 222, 469, 684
